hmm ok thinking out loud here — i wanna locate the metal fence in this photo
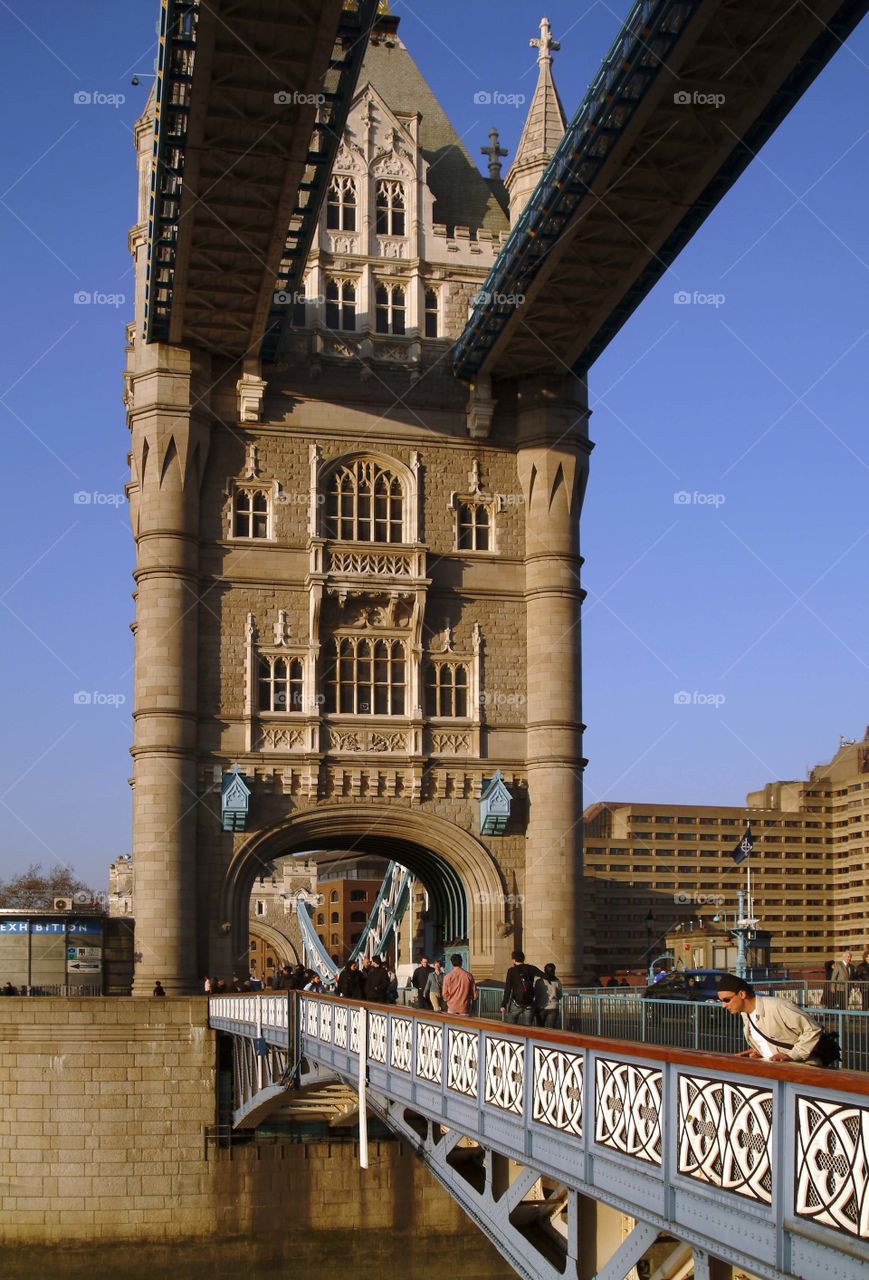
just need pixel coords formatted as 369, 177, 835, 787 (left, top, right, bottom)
571, 981, 869, 1010
405, 983, 868, 1071
1, 983, 104, 997
564, 996, 869, 1072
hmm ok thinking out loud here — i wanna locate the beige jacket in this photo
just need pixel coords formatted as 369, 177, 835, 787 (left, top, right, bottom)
741, 996, 822, 1062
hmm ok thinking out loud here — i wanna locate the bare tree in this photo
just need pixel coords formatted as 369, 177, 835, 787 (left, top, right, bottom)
0, 863, 99, 910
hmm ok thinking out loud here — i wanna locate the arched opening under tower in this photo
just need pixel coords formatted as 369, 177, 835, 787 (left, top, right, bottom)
220, 806, 510, 982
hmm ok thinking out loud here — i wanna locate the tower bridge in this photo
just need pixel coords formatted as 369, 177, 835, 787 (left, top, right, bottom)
116, 0, 869, 1263
127, 0, 866, 992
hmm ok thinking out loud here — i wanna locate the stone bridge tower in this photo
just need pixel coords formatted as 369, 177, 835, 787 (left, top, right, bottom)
125, 12, 589, 992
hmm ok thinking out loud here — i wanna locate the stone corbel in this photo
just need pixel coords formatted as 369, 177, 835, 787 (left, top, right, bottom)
467, 375, 496, 439
236, 370, 267, 423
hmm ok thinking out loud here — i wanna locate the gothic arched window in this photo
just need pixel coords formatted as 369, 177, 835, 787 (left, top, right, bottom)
326, 636, 406, 715
375, 283, 405, 335
258, 656, 304, 712
426, 663, 469, 718
234, 489, 269, 538
325, 277, 356, 330
375, 180, 405, 236
424, 288, 439, 338
457, 503, 490, 551
330, 890, 339, 903
327, 175, 357, 231
325, 459, 404, 543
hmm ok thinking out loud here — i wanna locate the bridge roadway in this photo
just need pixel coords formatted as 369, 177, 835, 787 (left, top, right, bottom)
209, 993, 869, 1280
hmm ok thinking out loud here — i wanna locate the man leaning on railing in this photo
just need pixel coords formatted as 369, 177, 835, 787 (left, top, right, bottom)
716, 974, 838, 1067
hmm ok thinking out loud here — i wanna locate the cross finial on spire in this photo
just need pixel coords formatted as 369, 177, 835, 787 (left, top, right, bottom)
481, 126, 508, 180
530, 16, 560, 64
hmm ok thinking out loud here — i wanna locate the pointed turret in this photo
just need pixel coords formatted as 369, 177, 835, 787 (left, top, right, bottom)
505, 16, 567, 223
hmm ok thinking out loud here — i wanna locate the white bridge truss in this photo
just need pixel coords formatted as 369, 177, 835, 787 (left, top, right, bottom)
293, 861, 414, 982
209, 994, 869, 1280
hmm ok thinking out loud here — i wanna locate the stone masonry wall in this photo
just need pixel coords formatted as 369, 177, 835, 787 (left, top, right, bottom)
0, 998, 511, 1275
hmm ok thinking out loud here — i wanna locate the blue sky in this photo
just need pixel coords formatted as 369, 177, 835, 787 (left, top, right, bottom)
1, 2, 868, 891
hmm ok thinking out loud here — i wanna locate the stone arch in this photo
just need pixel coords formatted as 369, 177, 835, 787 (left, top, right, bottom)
220, 805, 508, 978
248, 920, 300, 968
318, 450, 419, 542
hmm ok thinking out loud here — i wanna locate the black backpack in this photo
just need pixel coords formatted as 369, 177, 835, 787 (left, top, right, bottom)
513, 968, 535, 1007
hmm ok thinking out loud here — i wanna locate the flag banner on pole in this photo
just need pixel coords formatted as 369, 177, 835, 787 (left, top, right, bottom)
732, 826, 754, 864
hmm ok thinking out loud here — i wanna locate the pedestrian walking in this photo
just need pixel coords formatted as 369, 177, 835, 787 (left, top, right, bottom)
853, 948, 869, 1010
533, 963, 563, 1028
363, 955, 391, 1003
411, 956, 432, 1008
716, 974, 837, 1066
425, 959, 445, 1012
303, 973, 324, 993
337, 959, 364, 999
441, 954, 477, 1015
500, 950, 543, 1025
830, 951, 852, 1009
386, 963, 399, 1004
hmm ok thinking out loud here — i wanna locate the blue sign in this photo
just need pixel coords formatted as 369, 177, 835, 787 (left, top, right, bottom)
0, 919, 102, 934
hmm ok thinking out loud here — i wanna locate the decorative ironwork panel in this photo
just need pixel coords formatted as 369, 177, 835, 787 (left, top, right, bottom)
319, 1002, 332, 1044
485, 1037, 525, 1114
390, 1016, 412, 1072
795, 1094, 869, 1239
532, 1046, 584, 1137
369, 1012, 387, 1063
447, 1028, 479, 1098
334, 1005, 348, 1049
416, 1021, 443, 1084
678, 1074, 772, 1204
305, 998, 319, 1039
349, 1008, 361, 1055
595, 1058, 663, 1165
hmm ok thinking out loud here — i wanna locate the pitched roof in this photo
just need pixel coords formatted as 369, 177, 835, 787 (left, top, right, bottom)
360, 34, 509, 234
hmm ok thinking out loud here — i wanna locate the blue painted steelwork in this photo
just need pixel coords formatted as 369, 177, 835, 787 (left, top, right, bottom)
144, 0, 379, 352
452, 0, 869, 381
144, 0, 197, 345
210, 993, 869, 1280
260, 0, 380, 363
451, 0, 697, 380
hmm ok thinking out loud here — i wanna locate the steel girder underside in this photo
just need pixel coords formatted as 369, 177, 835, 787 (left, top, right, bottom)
370, 1091, 678, 1280
145, 0, 378, 357
453, 0, 869, 381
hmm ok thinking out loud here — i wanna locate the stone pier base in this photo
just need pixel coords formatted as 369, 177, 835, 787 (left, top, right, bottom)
0, 999, 511, 1276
